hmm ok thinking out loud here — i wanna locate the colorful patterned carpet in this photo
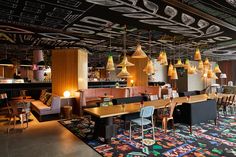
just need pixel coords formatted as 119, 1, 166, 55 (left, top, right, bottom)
59, 114, 236, 157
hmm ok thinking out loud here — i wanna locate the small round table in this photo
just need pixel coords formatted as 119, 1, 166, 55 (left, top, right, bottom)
61, 106, 72, 119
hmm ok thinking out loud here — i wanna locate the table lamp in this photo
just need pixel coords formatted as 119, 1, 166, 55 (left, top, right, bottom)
220, 73, 227, 86
63, 90, 71, 105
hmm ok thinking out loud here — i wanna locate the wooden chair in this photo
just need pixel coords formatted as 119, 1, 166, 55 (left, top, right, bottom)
156, 101, 177, 133
1, 93, 30, 133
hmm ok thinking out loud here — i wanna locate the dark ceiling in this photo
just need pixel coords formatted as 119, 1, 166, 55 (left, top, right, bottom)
0, 0, 236, 65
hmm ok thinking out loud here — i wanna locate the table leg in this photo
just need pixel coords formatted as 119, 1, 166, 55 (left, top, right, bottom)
189, 125, 192, 134
93, 116, 117, 143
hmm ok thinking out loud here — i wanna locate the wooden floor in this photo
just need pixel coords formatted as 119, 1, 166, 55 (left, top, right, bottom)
0, 113, 101, 157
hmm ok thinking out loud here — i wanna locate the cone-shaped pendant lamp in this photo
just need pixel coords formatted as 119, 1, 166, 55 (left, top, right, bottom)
131, 44, 147, 58
106, 55, 115, 71
168, 63, 174, 77
117, 55, 134, 67
117, 25, 134, 67
160, 51, 168, 65
174, 58, 184, 67
188, 65, 197, 74
157, 50, 164, 61
214, 64, 221, 73
204, 58, 210, 65
184, 59, 190, 69
194, 48, 201, 61
198, 60, 204, 70
117, 66, 131, 78
207, 69, 213, 78
143, 59, 154, 75
171, 68, 178, 80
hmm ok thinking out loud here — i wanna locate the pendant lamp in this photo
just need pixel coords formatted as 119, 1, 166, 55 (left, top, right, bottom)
143, 58, 154, 75
188, 65, 197, 74
184, 59, 190, 69
106, 33, 115, 71
194, 48, 201, 61
131, 44, 147, 58
117, 55, 134, 67
214, 64, 221, 73
160, 51, 168, 65
117, 66, 131, 78
174, 58, 184, 67
143, 30, 155, 75
207, 69, 213, 78
0, 58, 13, 67
117, 25, 134, 67
157, 50, 164, 61
106, 55, 115, 71
204, 58, 210, 65
198, 60, 204, 70
171, 68, 178, 80
168, 63, 174, 77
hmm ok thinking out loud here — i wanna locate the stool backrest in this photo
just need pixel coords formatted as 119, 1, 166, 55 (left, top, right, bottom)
140, 106, 154, 118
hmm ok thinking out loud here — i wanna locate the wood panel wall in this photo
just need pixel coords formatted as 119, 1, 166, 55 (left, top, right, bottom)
52, 48, 88, 96
218, 60, 236, 85
127, 57, 148, 86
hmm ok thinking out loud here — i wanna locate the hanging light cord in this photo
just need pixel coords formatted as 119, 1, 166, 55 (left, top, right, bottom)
123, 25, 127, 56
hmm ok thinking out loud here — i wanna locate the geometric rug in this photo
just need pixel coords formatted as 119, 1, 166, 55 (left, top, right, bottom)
59, 114, 236, 157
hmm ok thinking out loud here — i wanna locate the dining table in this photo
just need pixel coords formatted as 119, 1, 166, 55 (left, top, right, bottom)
84, 94, 214, 142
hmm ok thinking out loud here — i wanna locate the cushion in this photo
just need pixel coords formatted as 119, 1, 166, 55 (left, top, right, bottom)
40, 92, 51, 104
39, 89, 47, 102
46, 95, 53, 107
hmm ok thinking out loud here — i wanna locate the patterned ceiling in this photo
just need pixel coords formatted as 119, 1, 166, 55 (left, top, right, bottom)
0, 0, 236, 64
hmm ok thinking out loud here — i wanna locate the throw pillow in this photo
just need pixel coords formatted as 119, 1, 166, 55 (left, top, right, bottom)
39, 89, 47, 102
41, 92, 51, 104
46, 95, 53, 107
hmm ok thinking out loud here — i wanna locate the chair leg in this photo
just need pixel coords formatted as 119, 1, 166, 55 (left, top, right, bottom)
129, 122, 132, 141
152, 118, 155, 140
162, 118, 167, 133
141, 124, 144, 146
26, 114, 28, 128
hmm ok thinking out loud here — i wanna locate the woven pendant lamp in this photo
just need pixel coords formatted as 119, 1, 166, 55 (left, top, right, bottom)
207, 69, 213, 78
117, 66, 131, 78
198, 60, 204, 70
117, 55, 134, 67
214, 64, 221, 73
143, 59, 154, 75
160, 51, 168, 65
131, 44, 147, 58
184, 59, 190, 69
168, 63, 174, 77
175, 58, 184, 67
204, 58, 210, 65
194, 48, 201, 61
106, 55, 115, 71
117, 25, 134, 67
171, 68, 178, 80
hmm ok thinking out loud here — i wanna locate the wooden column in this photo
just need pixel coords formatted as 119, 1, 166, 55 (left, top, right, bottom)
127, 57, 148, 86
51, 48, 88, 96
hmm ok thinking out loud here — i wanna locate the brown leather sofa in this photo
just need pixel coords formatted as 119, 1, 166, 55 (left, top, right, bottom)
127, 86, 161, 98
79, 88, 129, 107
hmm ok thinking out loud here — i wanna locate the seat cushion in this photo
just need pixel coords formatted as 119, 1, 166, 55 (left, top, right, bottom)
32, 100, 51, 113
131, 118, 151, 125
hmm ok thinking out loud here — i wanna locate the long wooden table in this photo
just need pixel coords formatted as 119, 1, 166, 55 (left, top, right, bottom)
84, 94, 211, 142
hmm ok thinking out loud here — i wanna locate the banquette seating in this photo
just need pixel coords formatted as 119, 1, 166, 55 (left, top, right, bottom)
79, 88, 129, 108
31, 90, 61, 121
79, 86, 161, 108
